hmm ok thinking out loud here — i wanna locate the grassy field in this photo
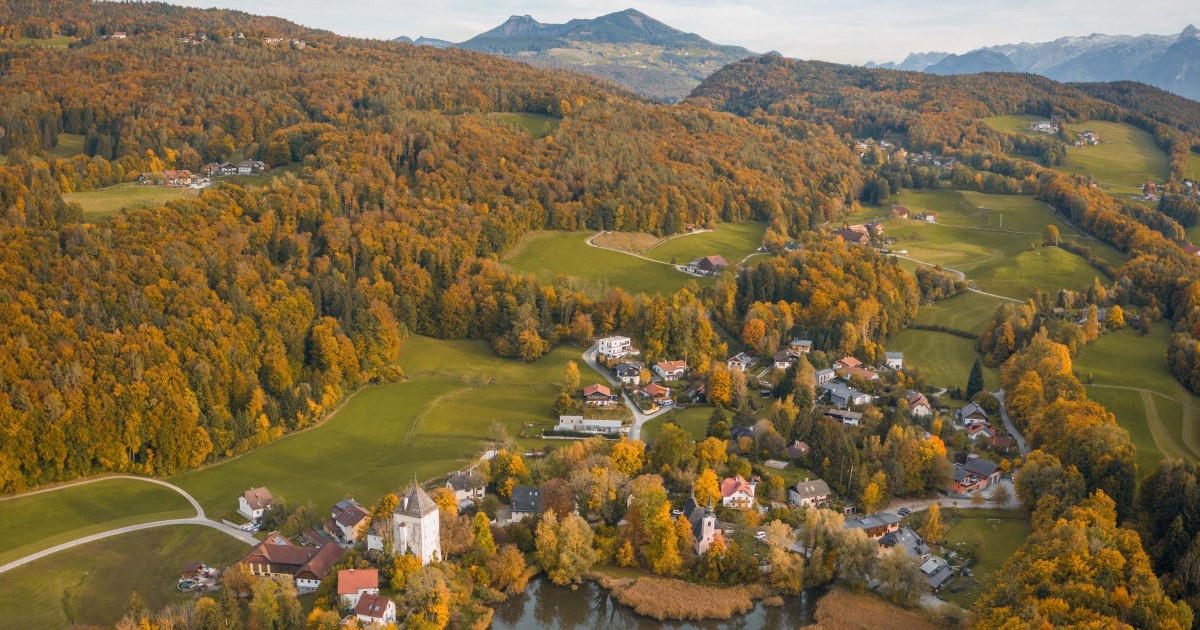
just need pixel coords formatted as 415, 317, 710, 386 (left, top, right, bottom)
641, 406, 713, 441
643, 222, 766, 265
591, 231, 663, 253
1075, 323, 1200, 472
1056, 120, 1169, 198
65, 183, 199, 219
488, 112, 562, 139
47, 133, 85, 160
216, 162, 302, 187
1188, 151, 1200, 182
0, 526, 247, 628
0, 479, 193, 567
982, 114, 1046, 136
940, 509, 1030, 608
888, 329, 997, 392
172, 336, 579, 515
971, 245, 1107, 299
913, 291, 1004, 335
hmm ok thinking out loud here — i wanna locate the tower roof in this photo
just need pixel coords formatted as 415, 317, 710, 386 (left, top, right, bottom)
396, 481, 439, 518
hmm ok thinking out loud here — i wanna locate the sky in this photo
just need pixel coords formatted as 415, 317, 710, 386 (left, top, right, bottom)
159, 1, 1192, 65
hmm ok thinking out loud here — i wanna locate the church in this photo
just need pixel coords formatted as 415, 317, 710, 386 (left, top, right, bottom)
366, 481, 441, 565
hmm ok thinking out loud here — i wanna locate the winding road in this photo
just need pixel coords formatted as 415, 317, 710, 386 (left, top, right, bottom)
889, 254, 1023, 303
581, 344, 675, 440
0, 475, 256, 576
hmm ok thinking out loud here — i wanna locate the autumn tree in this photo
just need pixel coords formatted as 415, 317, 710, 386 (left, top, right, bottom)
561, 361, 581, 395
1042, 224, 1061, 246
707, 363, 733, 407
535, 511, 596, 585
695, 468, 721, 507
920, 503, 943, 543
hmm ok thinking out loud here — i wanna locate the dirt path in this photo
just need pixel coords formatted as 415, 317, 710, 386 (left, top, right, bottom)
1138, 390, 1193, 461
889, 254, 1023, 303
586, 232, 691, 268
1088, 384, 1200, 460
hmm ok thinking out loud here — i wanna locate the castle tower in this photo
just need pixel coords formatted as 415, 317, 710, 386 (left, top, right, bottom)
393, 481, 441, 565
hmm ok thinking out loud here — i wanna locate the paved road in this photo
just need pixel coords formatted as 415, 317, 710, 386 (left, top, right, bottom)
581, 344, 675, 440
0, 475, 256, 576
885, 479, 1020, 513
889, 254, 1022, 303
993, 390, 1031, 456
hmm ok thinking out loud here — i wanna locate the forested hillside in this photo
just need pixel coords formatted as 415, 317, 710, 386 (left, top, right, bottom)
0, 1, 864, 490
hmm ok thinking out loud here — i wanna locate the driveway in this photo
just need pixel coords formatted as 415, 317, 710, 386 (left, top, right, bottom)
993, 390, 1030, 456
581, 344, 675, 440
885, 479, 1020, 513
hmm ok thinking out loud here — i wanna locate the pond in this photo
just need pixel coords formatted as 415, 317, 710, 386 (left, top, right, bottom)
490, 577, 821, 629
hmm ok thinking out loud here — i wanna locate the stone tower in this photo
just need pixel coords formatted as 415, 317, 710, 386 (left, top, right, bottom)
393, 481, 441, 565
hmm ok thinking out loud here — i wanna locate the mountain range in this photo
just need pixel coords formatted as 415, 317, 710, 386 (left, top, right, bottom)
868, 26, 1200, 101
394, 9, 753, 102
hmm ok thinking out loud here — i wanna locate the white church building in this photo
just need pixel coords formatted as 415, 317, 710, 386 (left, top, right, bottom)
367, 481, 441, 565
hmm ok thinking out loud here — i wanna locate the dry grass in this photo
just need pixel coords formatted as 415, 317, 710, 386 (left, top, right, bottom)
803, 589, 944, 630
591, 231, 663, 254
594, 574, 763, 621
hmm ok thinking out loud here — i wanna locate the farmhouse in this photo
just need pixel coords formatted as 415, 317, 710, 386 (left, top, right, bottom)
727, 352, 754, 372
955, 402, 989, 426
203, 162, 239, 177
653, 360, 688, 380
884, 352, 904, 370
821, 382, 871, 407
445, 469, 486, 506
906, 391, 932, 418
824, 407, 864, 426
238, 487, 274, 521
583, 383, 618, 407
890, 205, 910, 219
917, 211, 938, 223
236, 532, 344, 593
687, 255, 728, 276
614, 361, 644, 385
354, 593, 397, 627
509, 485, 543, 523
1078, 130, 1101, 145
555, 415, 627, 435
597, 335, 635, 359
237, 160, 266, 174
720, 475, 757, 509
832, 227, 870, 246
844, 512, 901, 539
1027, 120, 1059, 134
337, 568, 379, 609
788, 479, 832, 507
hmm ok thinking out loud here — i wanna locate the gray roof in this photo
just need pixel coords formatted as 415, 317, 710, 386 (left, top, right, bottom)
885, 352, 903, 359
729, 424, 755, 440
396, 482, 438, 518
844, 512, 902, 531
957, 402, 988, 419
791, 479, 831, 499
921, 554, 954, 589
879, 527, 928, 559
510, 485, 542, 514
446, 469, 485, 491
821, 382, 867, 401
815, 368, 835, 377
964, 458, 999, 478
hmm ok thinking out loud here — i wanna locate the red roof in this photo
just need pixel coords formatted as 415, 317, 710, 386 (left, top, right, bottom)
836, 356, 862, 368
655, 360, 687, 372
640, 383, 670, 397
355, 593, 394, 619
337, 568, 379, 595
242, 487, 273, 510
720, 475, 755, 499
583, 383, 611, 397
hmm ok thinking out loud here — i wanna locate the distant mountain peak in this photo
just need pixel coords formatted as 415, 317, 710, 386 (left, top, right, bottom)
1183, 24, 1199, 41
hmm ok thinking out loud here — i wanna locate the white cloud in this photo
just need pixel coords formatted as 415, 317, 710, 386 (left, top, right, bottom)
157, 0, 1192, 64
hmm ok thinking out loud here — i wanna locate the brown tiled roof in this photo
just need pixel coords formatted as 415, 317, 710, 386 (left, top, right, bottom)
720, 475, 755, 499
334, 504, 369, 528
337, 568, 379, 595
583, 383, 611, 397
242, 487, 273, 510
294, 543, 344, 581
354, 593, 394, 619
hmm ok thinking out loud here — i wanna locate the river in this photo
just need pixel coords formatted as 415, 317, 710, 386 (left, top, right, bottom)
490, 577, 820, 629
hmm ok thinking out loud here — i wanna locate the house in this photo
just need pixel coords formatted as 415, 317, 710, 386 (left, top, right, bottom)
789, 339, 813, 353
966, 423, 994, 442
729, 424, 755, 442
884, 352, 904, 370
833, 228, 870, 246
955, 402, 989, 426
906, 391, 932, 418
554, 415, 626, 435
597, 335, 634, 359
1076, 307, 1108, 325
1183, 244, 1200, 257
614, 361, 644, 385
833, 356, 862, 370
445, 469, 486, 506
727, 352, 754, 372
237, 160, 266, 175
920, 554, 955, 591
236, 533, 344, 593
788, 479, 832, 507
112, 31, 128, 39
843, 512, 902, 539
162, 170, 194, 187
820, 382, 872, 407
824, 408, 864, 426
653, 360, 688, 381
1079, 130, 1101, 145
330, 499, 369, 544
815, 368, 836, 385
878, 527, 953, 591
203, 162, 238, 177
337, 568, 379, 609
390, 482, 441, 564
637, 383, 673, 405
682, 495, 720, 555
354, 593, 397, 627
720, 475, 757, 509
1027, 120, 1059, 134
687, 255, 728, 276
509, 485, 543, 523
839, 365, 879, 382
238, 487, 274, 521
773, 349, 799, 370
890, 205, 910, 219
950, 456, 1002, 495
917, 211, 938, 223
786, 441, 810, 459
180, 561, 206, 580
583, 383, 618, 407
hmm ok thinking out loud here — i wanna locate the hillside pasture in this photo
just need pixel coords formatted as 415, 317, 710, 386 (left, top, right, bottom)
888, 329, 997, 392
643, 221, 766, 265
488, 112, 562, 139
13, 35, 76, 48
641, 406, 712, 441
970, 245, 1106, 299
982, 114, 1046, 136
913, 291, 1004, 335
1056, 120, 1169, 197
65, 183, 199, 219
0, 478, 193, 567
0, 526, 247, 628
591, 230, 663, 254
47, 133, 86, 159
503, 230, 705, 295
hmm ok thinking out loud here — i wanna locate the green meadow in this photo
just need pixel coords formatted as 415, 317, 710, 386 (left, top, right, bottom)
0, 479, 193, 567
982, 114, 1046, 136
642, 406, 713, 441
0, 526, 247, 628
940, 509, 1031, 608
65, 183, 199, 219
913, 291, 1004, 335
1056, 120, 1169, 197
47, 133, 86, 160
888, 329, 997, 392
488, 112, 562, 139
643, 222, 766, 266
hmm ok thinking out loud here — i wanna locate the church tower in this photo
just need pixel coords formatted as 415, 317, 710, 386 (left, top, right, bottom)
393, 481, 441, 565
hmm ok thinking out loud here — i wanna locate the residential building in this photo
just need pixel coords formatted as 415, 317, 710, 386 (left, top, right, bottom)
820, 382, 872, 407
391, 482, 441, 565
824, 408, 864, 426
839, 365, 880, 382
729, 424, 755, 442
583, 383, 617, 407
614, 361, 644, 385
786, 441, 810, 459
720, 475, 756, 509
878, 527, 954, 591
237, 160, 266, 175
967, 423, 994, 442
687, 255, 728, 276
597, 335, 634, 359
445, 469, 486, 506
890, 205, 909, 219
950, 456, 1002, 495
773, 348, 799, 370
955, 402, 989, 426
330, 499, 369, 544
833, 356, 862, 370
354, 593, 397, 627
162, 169, 194, 187
918, 211, 938, 223
843, 512, 901, 539
636, 383, 673, 405
788, 479, 832, 507
653, 360, 688, 381
238, 487, 273, 521
906, 391, 932, 418
554, 415, 626, 435
833, 228, 870, 246
337, 568, 379, 609
884, 352, 904, 370
789, 339, 813, 353
815, 368, 836, 385
509, 485, 543, 523
236, 533, 344, 593
727, 352, 754, 372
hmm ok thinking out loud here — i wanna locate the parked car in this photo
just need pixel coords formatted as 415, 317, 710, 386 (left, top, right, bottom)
898, 507, 912, 516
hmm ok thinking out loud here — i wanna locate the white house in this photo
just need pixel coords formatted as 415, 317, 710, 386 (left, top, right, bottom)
653, 360, 688, 381
956, 402, 989, 426
815, 368, 836, 385
788, 479, 832, 507
555, 415, 627, 435
821, 382, 872, 407
509, 485, 543, 523
614, 361, 643, 385
906, 391, 932, 418
238, 487, 273, 521
445, 469, 486, 506
390, 482, 441, 565
354, 593, 397, 627
337, 568, 379, 609
330, 499, 369, 543
789, 339, 813, 353
727, 352, 754, 372
598, 336, 634, 359
773, 349, 799, 370
720, 475, 757, 509
885, 352, 904, 370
